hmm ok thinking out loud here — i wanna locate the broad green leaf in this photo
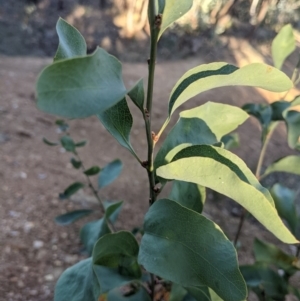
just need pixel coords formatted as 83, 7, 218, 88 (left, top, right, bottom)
84, 166, 101, 176
37, 47, 126, 119
270, 184, 298, 235
59, 182, 84, 200
107, 286, 151, 301
43, 137, 58, 146
262, 155, 300, 177
98, 159, 123, 189
283, 108, 300, 149
93, 231, 141, 292
157, 0, 193, 40
168, 62, 292, 116
138, 199, 247, 301
155, 102, 247, 170
54, 18, 87, 61
54, 258, 100, 301
221, 133, 240, 150
253, 238, 298, 273
55, 209, 93, 225
80, 201, 123, 255
55, 119, 69, 132
272, 24, 296, 70
169, 180, 206, 213
157, 145, 298, 244
70, 158, 82, 169
127, 79, 145, 112
60, 135, 76, 152
98, 98, 138, 159
240, 264, 288, 300
209, 289, 225, 301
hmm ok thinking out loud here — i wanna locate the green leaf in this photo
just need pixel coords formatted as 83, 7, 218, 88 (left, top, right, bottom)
209, 289, 225, 301
127, 79, 145, 112
157, 145, 298, 244
240, 264, 288, 300
84, 166, 101, 176
54, 18, 87, 61
169, 180, 206, 213
70, 158, 82, 169
155, 102, 248, 171
43, 137, 58, 146
186, 286, 212, 301
138, 199, 247, 301
59, 182, 84, 200
262, 155, 300, 177
98, 159, 123, 189
55, 119, 69, 132
270, 184, 298, 235
93, 231, 142, 292
54, 258, 100, 301
98, 98, 138, 159
107, 286, 151, 301
283, 107, 300, 149
272, 24, 296, 70
55, 209, 93, 225
253, 238, 298, 273
80, 201, 123, 255
221, 133, 240, 150
242, 103, 272, 129
158, 0, 193, 40
60, 135, 76, 153
75, 140, 87, 147
37, 47, 126, 119
270, 101, 290, 121
168, 62, 292, 116
169, 283, 189, 301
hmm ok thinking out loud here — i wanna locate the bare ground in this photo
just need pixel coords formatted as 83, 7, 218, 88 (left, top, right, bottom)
0, 38, 300, 301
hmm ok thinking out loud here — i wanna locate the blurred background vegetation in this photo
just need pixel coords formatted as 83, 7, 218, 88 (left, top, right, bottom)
1, 0, 300, 61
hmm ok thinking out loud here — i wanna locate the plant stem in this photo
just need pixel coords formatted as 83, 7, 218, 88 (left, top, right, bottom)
144, 0, 159, 205
233, 124, 277, 247
75, 152, 116, 232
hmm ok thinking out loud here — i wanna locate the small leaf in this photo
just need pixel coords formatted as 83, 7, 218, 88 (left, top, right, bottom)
75, 140, 87, 147
270, 101, 290, 121
80, 201, 123, 255
70, 158, 82, 169
157, 0, 193, 40
169, 180, 206, 213
138, 199, 247, 301
262, 155, 300, 177
221, 133, 240, 150
242, 103, 272, 129
169, 283, 188, 301
253, 238, 298, 274
272, 24, 296, 70
270, 184, 298, 235
157, 145, 298, 244
55, 209, 93, 225
98, 98, 139, 159
54, 18, 87, 61
127, 79, 145, 112
98, 159, 123, 189
55, 119, 69, 132
240, 264, 288, 300
168, 62, 292, 116
60, 135, 76, 152
93, 231, 142, 292
84, 166, 101, 176
43, 137, 58, 146
283, 107, 300, 149
37, 47, 127, 119
59, 182, 84, 199
186, 286, 212, 301
54, 258, 100, 301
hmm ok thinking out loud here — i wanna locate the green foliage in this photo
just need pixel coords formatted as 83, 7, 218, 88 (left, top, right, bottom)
36, 13, 300, 301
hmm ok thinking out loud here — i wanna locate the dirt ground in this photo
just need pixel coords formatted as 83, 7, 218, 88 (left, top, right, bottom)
1, 32, 300, 301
